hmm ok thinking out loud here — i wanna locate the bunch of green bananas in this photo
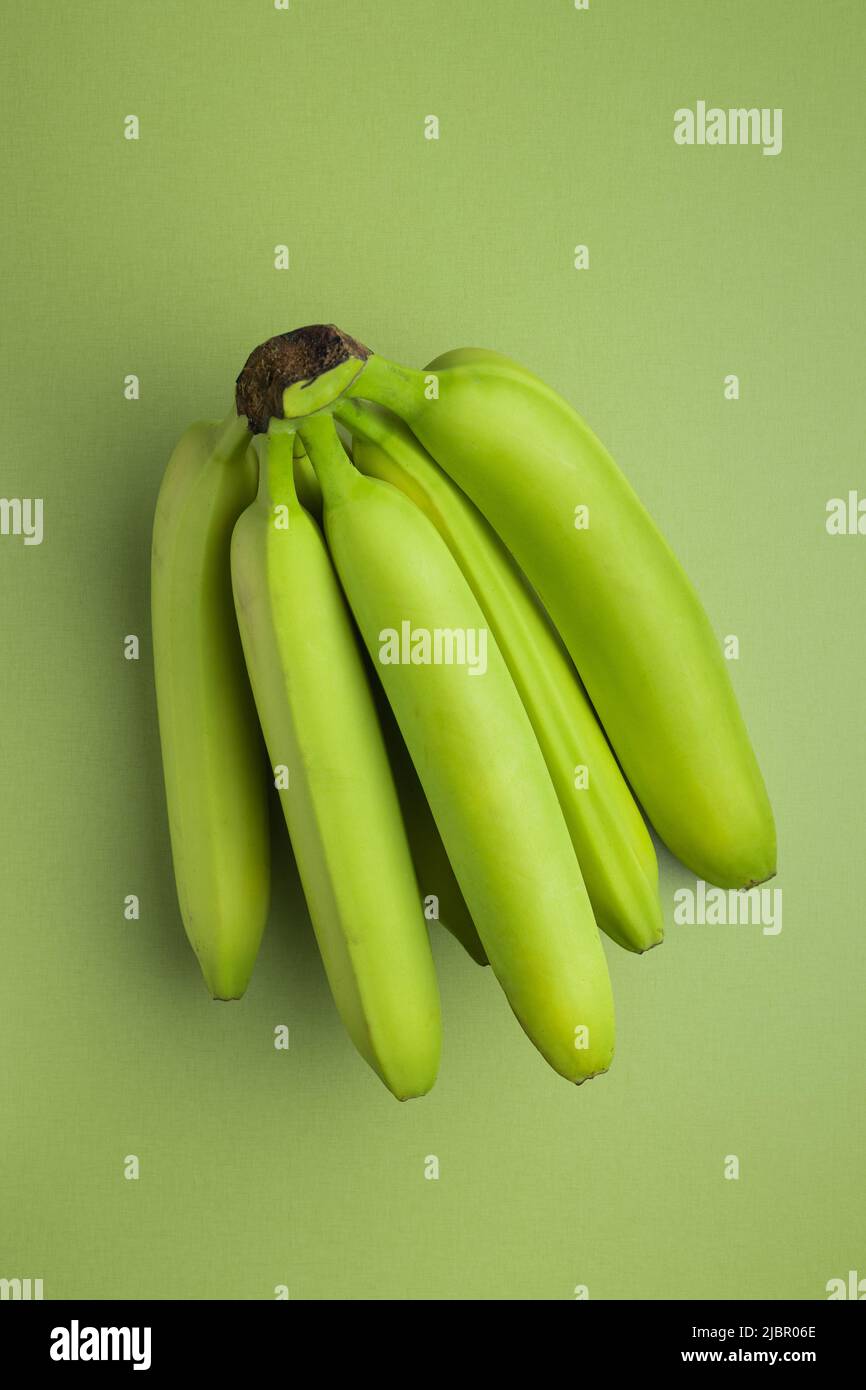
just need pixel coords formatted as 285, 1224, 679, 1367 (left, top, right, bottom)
151, 324, 776, 1099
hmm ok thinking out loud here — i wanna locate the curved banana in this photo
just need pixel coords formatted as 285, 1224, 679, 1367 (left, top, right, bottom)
296, 411, 615, 1085
336, 397, 663, 953
151, 414, 270, 999
237, 328, 774, 888
230, 429, 441, 1100
349, 345, 776, 889
237, 326, 774, 889
294, 431, 483, 964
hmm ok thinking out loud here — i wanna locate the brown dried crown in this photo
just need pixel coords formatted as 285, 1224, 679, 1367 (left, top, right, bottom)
235, 325, 370, 433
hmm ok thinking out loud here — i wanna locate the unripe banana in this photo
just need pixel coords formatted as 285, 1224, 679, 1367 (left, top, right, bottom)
296, 433, 483, 967
345, 345, 776, 889
230, 429, 441, 1100
336, 398, 663, 953
296, 411, 615, 1085
237, 328, 774, 889
151, 415, 270, 999
295, 433, 484, 964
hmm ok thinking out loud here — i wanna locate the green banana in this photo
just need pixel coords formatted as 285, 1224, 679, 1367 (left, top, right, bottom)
230, 429, 441, 1100
151, 414, 270, 999
336, 397, 663, 953
295, 410, 615, 1085
350, 345, 776, 889
294, 428, 482, 963
234, 326, 773, 889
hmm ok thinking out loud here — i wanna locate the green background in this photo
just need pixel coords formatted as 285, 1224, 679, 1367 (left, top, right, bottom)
1, 0, 863, 1300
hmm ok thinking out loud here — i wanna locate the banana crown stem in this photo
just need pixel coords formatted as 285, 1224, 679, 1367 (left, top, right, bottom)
253, 429, 299, 508
334, 397, 395, 448
235, 326, 428, 429
298, 412, 361, 506
346, 353, 425, 419
336, 401, 438, 503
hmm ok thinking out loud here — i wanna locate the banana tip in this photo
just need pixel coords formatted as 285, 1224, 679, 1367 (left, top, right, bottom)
574, 1067, 610, 1087
640, 936, 664, 954
742, 868, 777, 890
